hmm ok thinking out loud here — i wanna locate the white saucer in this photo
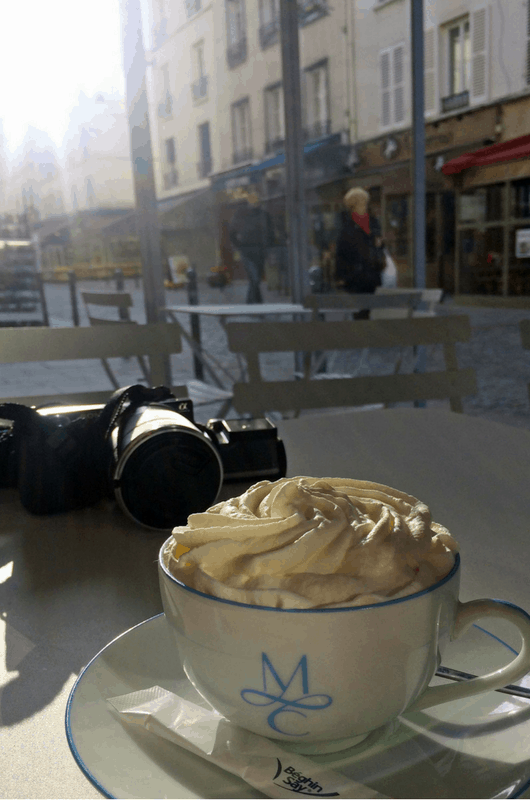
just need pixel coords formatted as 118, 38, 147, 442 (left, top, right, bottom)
66, 613, 530, 799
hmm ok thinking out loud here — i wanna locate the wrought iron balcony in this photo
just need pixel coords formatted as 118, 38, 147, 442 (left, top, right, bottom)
305, 119, 332, 141
185, 0, 201, 17
191, 75, 208, 101
227, 36, 247, 69
265, 137, 285, 154
232, 147, 253, 165
163, 169, 178, 190
259, 18, 280, 48
441, 90, 469, 114
197, 158, 212, 179
298, 0, 329, 26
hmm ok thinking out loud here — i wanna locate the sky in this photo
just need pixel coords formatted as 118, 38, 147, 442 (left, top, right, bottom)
1, 0, 128, 159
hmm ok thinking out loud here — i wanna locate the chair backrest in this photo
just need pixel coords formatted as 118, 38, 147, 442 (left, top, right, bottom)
0, 322, 182, 406
225, 315, 476, 415
304, 292, 422, 319
376, 287, 443, 316
81, 291, 134, 325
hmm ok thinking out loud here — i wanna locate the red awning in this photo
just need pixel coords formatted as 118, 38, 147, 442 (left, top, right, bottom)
441, 134, 530, 176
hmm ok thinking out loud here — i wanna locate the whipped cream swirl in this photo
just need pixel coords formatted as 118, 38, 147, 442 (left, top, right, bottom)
163, 477, 458, 609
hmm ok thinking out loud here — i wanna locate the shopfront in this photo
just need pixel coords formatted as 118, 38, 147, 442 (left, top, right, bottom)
346, 103, 500, 291
442, 134, 530, 296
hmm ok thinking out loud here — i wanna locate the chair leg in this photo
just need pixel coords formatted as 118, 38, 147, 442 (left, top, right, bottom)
100, 358, 120, 390
137, 355, 151, 385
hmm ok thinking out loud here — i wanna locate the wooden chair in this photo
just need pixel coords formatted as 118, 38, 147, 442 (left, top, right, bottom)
375, 287, 444, 318
225, 315, 476, 416
80, 291, 150, 388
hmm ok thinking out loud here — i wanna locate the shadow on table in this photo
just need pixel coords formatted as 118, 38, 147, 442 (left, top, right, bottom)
0, 489, 166, 726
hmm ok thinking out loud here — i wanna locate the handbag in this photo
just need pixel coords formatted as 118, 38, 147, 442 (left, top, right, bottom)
381, 248, 398, 288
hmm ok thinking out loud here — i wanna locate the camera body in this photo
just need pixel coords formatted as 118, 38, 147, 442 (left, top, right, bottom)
35, 394, 286, 530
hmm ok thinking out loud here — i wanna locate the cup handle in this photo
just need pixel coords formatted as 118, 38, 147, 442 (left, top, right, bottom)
408, 598, 530, 713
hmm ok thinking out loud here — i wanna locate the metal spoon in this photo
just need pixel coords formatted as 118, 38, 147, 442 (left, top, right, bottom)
436, 666, 530, 699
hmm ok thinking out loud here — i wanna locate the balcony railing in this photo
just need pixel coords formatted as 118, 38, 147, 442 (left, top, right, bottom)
298, 0, 329, 26
163, 168, 178, 190
265, 137, 285, 154
305, 119, 332, 141
197, 158, 212, 179
441, 90, 469, 114
259, 18, 280, 48
191, 75, 208, 101
232, 147, 253, 165
185, 0, 201, 17
227, 36, 247, 69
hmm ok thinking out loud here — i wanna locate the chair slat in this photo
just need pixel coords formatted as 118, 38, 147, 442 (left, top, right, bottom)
232, 369, 477, 415
0, 323, 182, 362
81, 291, 133, 309
226, 316, 472, 353
304, 292, 421, 311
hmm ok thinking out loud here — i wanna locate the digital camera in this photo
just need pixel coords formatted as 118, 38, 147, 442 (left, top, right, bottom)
29, 392, 287, 530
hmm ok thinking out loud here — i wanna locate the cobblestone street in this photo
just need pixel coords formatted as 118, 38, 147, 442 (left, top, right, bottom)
2, 277, 530, 429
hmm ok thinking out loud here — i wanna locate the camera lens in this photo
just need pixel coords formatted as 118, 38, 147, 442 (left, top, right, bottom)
115, 429, 223, 530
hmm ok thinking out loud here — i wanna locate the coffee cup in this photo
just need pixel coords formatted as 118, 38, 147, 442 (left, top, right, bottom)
159, 546, 530, 753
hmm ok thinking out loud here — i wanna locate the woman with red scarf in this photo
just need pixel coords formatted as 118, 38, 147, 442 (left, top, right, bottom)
335, 188, 385, 299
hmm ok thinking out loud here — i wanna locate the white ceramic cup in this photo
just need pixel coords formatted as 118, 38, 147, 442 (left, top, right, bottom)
159, 546, 530, 753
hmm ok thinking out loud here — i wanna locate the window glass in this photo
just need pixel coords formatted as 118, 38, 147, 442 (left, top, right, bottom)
459, 227, 503, 294
385, 195, 409, 259
512, 179, 530, 218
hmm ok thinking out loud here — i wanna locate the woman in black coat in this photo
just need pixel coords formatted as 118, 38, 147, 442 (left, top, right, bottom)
335, 187, 385, 295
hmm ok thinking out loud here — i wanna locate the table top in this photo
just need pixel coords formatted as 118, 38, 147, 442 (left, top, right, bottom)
2, 407, 530, 798
165, 302, 309, 317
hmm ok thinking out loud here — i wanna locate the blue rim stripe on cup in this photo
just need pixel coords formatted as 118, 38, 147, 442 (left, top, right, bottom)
159, 540, 460, 613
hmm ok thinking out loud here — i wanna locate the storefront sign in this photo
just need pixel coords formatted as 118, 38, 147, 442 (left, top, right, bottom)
516, 228, 530, 258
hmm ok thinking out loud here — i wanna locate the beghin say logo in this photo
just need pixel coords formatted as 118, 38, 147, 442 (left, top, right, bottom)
240, 653, 332, 735
272, 758, 339, 797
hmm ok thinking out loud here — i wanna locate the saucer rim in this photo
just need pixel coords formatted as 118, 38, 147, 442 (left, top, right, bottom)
65, 611, 530, 800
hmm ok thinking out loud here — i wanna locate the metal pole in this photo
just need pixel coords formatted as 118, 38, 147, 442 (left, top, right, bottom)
411, 0, 426, 290
68, 270, 80, 327
280, 0, 307, 304
186, 265, 204, 382
121, 0, 170, 385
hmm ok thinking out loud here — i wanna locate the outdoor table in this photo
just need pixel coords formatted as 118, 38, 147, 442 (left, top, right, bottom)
1, 407, 530, 798
164, 302, 311, 387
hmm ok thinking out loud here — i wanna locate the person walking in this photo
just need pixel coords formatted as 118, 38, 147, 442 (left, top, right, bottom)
335, 188, 385, 316
229, 198, 274, 304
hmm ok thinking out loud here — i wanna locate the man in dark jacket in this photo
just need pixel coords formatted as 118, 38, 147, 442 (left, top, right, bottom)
229, 200, 274, 303
335, 187, 385, 296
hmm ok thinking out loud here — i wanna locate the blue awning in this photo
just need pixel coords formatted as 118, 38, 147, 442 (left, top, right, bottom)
211, 133, 341, 192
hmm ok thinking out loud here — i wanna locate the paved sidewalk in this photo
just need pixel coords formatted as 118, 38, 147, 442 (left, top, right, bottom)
1, 278, 530, 429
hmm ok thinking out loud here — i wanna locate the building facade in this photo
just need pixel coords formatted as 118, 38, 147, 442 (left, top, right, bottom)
352, 0, 530, 295
145, 0, 356, 279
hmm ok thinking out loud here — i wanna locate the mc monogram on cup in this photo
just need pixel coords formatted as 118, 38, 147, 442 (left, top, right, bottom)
241, 653, 333, 736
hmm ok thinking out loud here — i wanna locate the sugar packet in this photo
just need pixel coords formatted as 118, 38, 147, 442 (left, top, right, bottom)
108, 685, 388, 799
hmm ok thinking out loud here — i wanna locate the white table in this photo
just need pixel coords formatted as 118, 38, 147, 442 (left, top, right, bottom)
165, 302, 310, 388
2, 407, 530, 798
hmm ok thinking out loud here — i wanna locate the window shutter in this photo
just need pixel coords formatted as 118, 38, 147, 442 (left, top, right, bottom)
393, 45, 405, 123
381, 50, 391, 127
470, 5, 489, 105
424, 28, 437, 116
